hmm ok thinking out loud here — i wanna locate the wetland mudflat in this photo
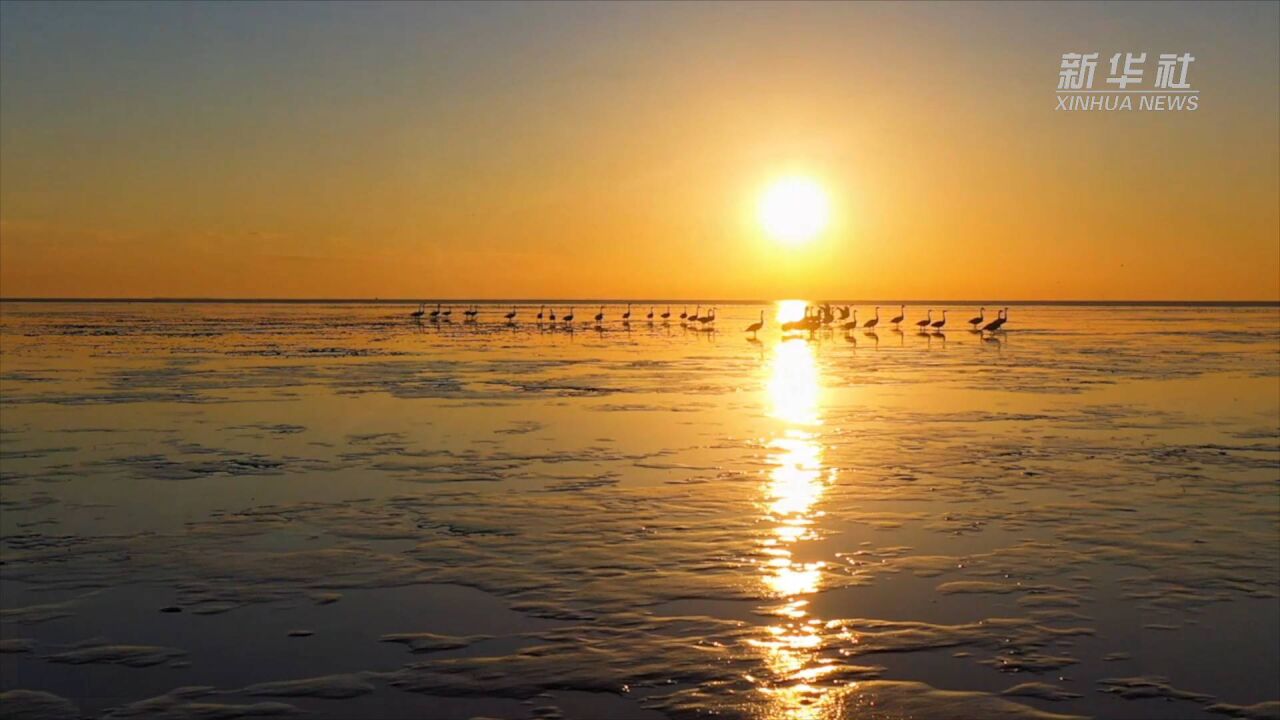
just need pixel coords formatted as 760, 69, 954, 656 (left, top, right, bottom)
1, 301, 1277, 720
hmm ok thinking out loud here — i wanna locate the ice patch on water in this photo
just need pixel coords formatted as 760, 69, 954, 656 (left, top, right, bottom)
0, 689, 80, 720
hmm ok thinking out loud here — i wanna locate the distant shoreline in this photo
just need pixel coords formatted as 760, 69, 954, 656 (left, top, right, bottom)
1, 298, 1278, 308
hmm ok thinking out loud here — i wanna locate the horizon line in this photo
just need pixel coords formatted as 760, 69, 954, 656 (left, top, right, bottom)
1, 297, 1278, 308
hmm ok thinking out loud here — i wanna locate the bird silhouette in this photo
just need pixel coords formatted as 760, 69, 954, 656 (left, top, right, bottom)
890, 305, 905, 327
983, 308, 1008, 333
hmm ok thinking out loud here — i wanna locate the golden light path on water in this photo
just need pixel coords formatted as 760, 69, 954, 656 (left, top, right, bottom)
751, 301, 843, 720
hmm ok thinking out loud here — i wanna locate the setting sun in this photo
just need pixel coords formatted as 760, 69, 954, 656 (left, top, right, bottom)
759, 176, 831, 245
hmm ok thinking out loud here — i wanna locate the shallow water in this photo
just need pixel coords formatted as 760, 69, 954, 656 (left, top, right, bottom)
1, 301, 1278, 720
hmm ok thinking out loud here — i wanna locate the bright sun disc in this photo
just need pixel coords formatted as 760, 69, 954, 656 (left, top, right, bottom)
759, 177, 830, 244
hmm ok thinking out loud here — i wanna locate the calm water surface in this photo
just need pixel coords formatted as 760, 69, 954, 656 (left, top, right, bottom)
1, 302, 1277, 720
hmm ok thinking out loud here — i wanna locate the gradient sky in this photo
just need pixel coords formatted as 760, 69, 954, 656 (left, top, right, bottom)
2, 1, 1277, 300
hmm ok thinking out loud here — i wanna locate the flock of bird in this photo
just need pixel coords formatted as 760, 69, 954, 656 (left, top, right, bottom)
410, 302, 721, 328
771, 304, 1009, 336
408, 302, 1010, 336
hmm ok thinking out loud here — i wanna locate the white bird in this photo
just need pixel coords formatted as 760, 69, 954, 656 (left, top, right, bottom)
745, 310, 764, 338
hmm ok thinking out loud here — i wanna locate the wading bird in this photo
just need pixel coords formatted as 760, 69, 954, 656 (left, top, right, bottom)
745, 311, 764, 338
410, 303, 425, 319
890, 305, 905, 327
916, 310, 932, 331
661, 306, 671, 321
968, 307, 984, 330
429, 303, 442, 321
679, 306, 688, 320
841, 309, 859, 332
504, 306, 517, 323
646, 307, 654, 322
621, 304, 632, 322
983, 308, 1008, 333
441, 306, 453, 321
563, 307, 575, 326
931, 310, 948, 330
549, 307, 557, 322
863, 306, 880, 330
784, 307, 821, 333
594, 306, 605, 324
536, 305, 545, 321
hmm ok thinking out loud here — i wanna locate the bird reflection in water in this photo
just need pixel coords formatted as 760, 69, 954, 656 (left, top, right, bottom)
750, 319, 843, 720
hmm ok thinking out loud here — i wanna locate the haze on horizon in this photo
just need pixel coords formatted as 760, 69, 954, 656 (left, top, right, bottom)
1, 1, 1277, 301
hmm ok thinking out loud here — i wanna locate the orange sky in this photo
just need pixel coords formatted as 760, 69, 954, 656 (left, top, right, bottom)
1, 2, 1277, 300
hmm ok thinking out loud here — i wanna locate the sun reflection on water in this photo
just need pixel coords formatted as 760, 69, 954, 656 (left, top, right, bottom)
751, 331, 841, 719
